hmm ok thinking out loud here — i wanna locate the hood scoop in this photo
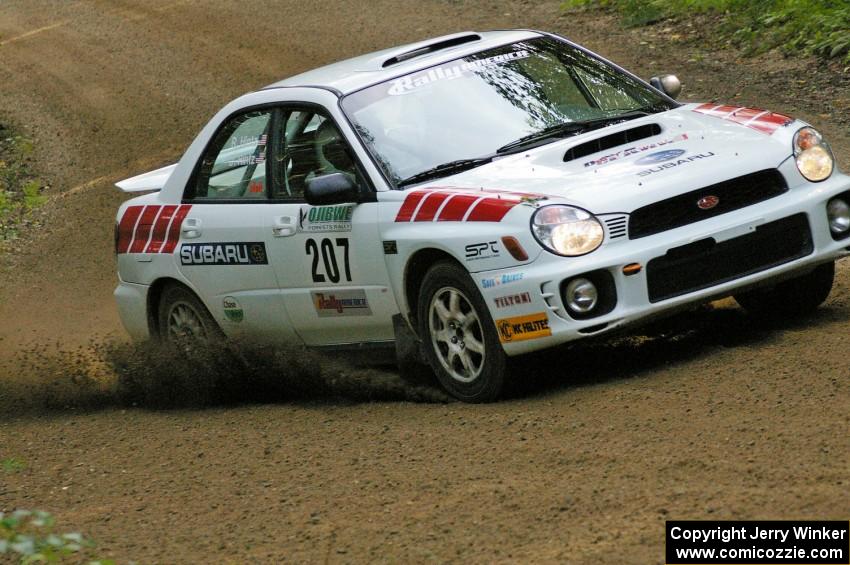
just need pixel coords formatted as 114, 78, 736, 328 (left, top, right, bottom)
563, 123, 661, 163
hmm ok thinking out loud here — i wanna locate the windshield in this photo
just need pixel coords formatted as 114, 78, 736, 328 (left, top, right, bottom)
341, 37, 676, 187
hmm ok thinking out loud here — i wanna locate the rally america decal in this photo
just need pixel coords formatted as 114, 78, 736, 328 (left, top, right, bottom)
311, 290, 372, 317
692, 104, 793, 135
387, 50, 530, 96
395, 189, 541, 223
496, 312, 551, 343
116, 204, 192, 254
180, 242, 268, 265
299, 204, 354, 233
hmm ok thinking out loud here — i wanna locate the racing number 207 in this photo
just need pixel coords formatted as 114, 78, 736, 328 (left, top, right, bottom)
306, 238, 351, 283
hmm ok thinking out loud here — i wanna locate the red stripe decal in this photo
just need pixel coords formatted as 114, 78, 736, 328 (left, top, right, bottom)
747, 121, 780, 135
162, 204, 192, 253
755, 112, 793, 127
437, 194, 479, 221
413, 192, 452, 222
693, 104, 793, 135
116, 206, 144, 254
466, 198, 518, 222
129, 205, 162, 254
726, 107, 764, 125
144, 205, 178, 254
395, 191, 427, 222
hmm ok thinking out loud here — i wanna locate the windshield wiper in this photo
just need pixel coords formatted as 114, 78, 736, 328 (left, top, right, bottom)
496, 110, 652, 155
397, 157, 494, 188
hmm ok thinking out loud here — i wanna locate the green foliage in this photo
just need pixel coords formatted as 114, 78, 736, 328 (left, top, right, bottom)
564, 0, 850, 62
0, 127, 47, 243
0, 509, 111, 564
1, 458, 26, 473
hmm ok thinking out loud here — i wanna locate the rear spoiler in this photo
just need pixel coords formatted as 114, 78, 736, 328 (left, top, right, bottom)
115, 163, 177, 193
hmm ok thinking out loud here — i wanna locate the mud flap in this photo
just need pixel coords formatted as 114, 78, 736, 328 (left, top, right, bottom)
392, 314, 435, 386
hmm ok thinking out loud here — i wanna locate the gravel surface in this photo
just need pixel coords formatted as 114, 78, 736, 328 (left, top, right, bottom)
0, 1, 848, 563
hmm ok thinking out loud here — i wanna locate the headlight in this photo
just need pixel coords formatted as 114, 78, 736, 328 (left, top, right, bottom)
794, 127, 834, 182
531, 205, 604, 256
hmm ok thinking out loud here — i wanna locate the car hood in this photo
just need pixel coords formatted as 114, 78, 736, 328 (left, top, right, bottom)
429, 104, 798, 214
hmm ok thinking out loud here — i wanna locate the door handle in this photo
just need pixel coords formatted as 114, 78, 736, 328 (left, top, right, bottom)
272, 216, 296, 237
182, 218, 202, 239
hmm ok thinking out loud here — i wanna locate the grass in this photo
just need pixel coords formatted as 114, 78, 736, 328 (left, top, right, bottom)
2, 458, 26, 473
0, 123, 47, 243
563, 0, 850, 64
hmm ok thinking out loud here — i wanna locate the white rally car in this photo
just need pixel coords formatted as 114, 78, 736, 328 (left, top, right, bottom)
114, 30, 850, 402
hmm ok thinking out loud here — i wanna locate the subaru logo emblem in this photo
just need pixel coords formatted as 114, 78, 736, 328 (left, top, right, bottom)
635, 149, 686, 165
697, 195, 720, 210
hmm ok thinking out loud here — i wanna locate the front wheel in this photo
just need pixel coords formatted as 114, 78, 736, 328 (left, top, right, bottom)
417, 262, 507, 402
734, 261, 835, 317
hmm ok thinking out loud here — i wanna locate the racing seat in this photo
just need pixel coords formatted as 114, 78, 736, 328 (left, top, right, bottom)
313, 119, 358, 181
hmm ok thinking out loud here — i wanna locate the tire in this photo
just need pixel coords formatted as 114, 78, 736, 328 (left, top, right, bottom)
417, 261, 507, 402
157, 283, 223, 348
734, 261, 835, 318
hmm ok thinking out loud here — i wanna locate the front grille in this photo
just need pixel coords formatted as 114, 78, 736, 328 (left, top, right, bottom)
646, 213, 812, 303
629, 169, 788, 239
601, 214, 628, 240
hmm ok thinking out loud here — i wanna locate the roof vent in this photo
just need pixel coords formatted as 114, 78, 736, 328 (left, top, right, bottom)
381, 33, 482, 68
563, 123, 662, 163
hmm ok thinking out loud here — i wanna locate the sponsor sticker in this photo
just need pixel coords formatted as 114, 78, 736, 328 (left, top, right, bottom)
223, 296, 243, 323
636, 151, 715, 177
387, 50, 530, 96
496, 312, 551, 343
493, 292, 532, 309
180, 242, 268, 265
465, 241, 500, 261
383, 240, 398, 255
635, 149, 687, 165
582, 133, 689, 168
481, 272, 524, 289
311, 290, 372, 317
299, 205, 354, 232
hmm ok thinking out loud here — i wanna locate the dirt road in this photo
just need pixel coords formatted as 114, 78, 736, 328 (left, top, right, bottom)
1, 1, 848, 563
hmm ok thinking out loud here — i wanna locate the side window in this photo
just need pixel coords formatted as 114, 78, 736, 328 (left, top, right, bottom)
272, 109, 365, 200
191, 110, 272, 200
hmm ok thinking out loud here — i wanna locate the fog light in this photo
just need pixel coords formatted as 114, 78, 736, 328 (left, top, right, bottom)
827, 198, 850, 235
565, 278, 598, 313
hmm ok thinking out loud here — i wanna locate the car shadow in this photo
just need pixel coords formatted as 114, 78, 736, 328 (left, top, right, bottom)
504, 301, 845, 401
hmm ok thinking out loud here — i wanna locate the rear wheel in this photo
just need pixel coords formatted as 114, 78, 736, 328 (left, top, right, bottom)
157, 284, 222, 348
417, 262, 506, 402
734, 261, 835, 317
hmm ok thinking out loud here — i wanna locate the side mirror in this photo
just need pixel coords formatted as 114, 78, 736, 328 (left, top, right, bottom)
649, 74, 682, 99
305, 173, 359, 206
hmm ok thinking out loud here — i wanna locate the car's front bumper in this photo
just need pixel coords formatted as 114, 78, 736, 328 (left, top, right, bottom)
482, 171, 850, 356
